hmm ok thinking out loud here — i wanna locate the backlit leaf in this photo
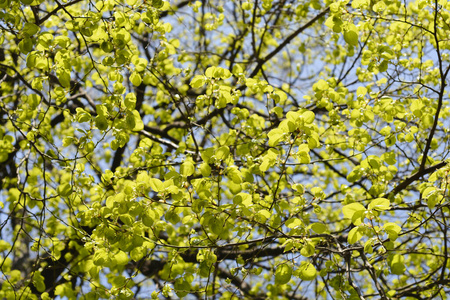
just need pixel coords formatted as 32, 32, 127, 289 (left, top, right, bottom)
275, 264, 292, 285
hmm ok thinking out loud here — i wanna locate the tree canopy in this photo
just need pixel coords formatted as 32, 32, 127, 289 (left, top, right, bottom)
1, 0, 450, 299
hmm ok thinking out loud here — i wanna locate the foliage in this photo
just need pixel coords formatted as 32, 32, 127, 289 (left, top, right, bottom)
1, 0, 450, 299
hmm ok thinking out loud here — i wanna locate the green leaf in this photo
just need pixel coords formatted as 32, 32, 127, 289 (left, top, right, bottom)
344, 30, 359, 46
301, 111, 315, 124
209, 217, 223, 235
190, 75, 206, 88
379, 126, 391, 136
233, 193, 252, 206
324, 16, 343, 33
300, 242, 315, 257
114, 251, 129, 265
389, 254, 406, 275
229, 172, 242, 185
174, 279, 190, 297
181, 160, 195, 176
286, 218, 302, 229
200, 163, 211, 176
55, 36, 71, 48
342, 203, 365, 220
93, 249, 109, 266
256, 209, 271, 222
19, 38, 33, 54
125, 93, 137, 110
356, 86, 367, 97
130, 110, 144, 131
205, 66, 216, 77
275, 264, 292, 285
95, 116, 108, 130
57, 183, 73, 197
311, 223, 327, 234
368, 198, 390, 211
352, 0, 370, 8
348, 227, 363, 244
130, 247, 146, 261
130, 72, 142, 86
33, 271, 46, 293
272, 90, 287, 104
373, 1, 386, 13
268, 128, 284, 147
76, 108, 92, 123
149, 178, 163, 192
215, 146, 230, 160
384, 222, 401, 240
23, 23, 40, 36
297, 261, 317, 281
142, 209, 156, 227
133, 57, 148, 72
57, 68, 71, 88
0, 240, 10, 251
314, 79, 329, 91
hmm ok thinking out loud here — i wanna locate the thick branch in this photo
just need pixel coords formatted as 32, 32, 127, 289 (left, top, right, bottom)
384, 161, 447, 198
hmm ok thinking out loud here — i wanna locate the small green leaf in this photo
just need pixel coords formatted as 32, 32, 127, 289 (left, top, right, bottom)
57, 183, 73, 197
297, 261, 317, 281
301, 111, 315, 124
149, 178, 163, 192
95, 116, 108, 130
0, 240, 10, 251
356, 86, 367, 97
368, 198, 390, 211
257, 209, 271, 222
227, 167, 242, 184
380, 126, 391, 136
57, 68, 71, 88
174, 278, 190, 297
93, 249, 108, 266
273, 90, 287, 103
215, 146, 230, 160
33, 271, 46, 293
190, 75, 206, 88
205, 66, 216, 77
286, 218, 302, 229
130, 110, 144, 131
19, 38, 33, 54
181, 160, 195, 176
124, 93, 137, 110
311, 223, 327, 234
384, 222, 401, 240
300, 242, 315, 257
389, 254, 406, 275
142, 209, 156, 227
23, 23, 40, 36
76, 108, 91, 123
342, 203, 365, 220
373, 1, 386, 13
130, 72, 142, 86
200, 163, 211, 176
348, 227, 363, 244
130, 247, 146, 261
209, 217, 223, 235
344, 30, 359, 46
314, 79, 329, 91
268, 128, 284, 147
115, 251, 129, 265
275, 264, 292, 285
133, 57, 148, 72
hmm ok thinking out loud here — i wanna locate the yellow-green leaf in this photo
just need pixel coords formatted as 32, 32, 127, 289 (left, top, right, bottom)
297, 261, 317, 281
368, 198, 390, 211
275, 264, 292, 285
